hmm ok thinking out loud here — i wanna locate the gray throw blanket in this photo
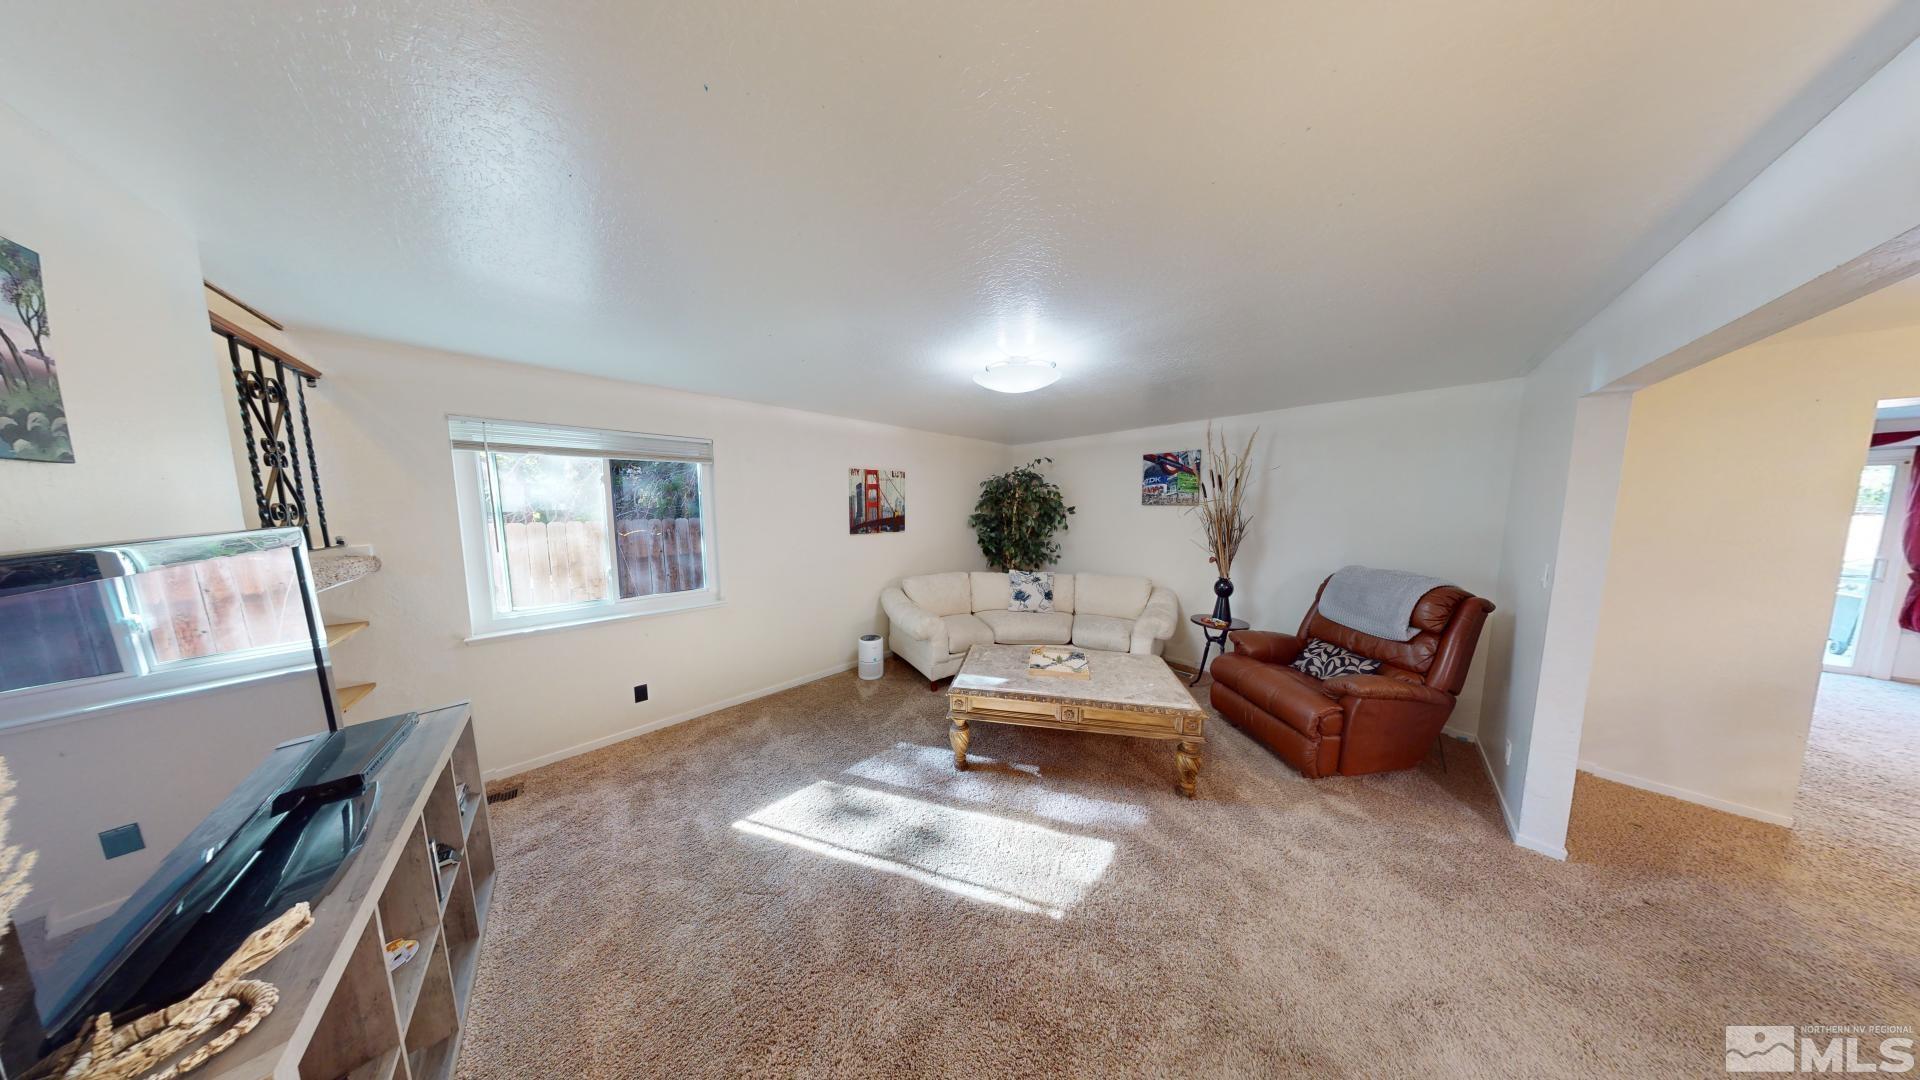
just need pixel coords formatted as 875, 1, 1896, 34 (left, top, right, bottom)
1317, 566, 1451, 642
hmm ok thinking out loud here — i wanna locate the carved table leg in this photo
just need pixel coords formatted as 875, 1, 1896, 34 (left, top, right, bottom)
950, 716, 970, 770
1174, 740, 1201, 798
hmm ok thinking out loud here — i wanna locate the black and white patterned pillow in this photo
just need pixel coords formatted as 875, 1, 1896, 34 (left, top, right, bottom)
1008, 570, 1054, 613
1290, 638, 1381, 680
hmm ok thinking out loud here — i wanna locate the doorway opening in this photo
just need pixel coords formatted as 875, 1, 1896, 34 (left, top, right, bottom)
1567, 276, 1920, 869
1824, 401, 1920, 679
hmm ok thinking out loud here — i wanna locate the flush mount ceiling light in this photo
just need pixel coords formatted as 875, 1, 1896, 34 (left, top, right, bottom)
972, 356, 1060, 393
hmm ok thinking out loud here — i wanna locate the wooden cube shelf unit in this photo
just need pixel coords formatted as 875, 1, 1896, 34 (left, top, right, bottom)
194, 703, 495, 1080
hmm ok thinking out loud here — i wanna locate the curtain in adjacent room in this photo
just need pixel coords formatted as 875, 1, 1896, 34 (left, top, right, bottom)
1903, 450, 1920, 633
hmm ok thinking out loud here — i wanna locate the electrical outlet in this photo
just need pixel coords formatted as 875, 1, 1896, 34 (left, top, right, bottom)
1503, 740, 1513, 766
633, 683, 649, 704
99, 823, 145, 860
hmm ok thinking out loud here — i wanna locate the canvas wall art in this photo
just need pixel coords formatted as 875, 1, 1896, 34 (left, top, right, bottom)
0, 236, 70, 463
849, 468, 906, 533
1141, 450, 1200, 506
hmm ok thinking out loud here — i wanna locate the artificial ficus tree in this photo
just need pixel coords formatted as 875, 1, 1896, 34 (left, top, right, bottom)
969, 458, 1075, 571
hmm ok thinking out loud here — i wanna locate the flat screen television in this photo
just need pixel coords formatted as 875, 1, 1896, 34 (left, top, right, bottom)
0, 527, 407, 1074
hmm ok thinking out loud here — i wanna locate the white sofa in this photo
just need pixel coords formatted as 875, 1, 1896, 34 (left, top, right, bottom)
881, 571, 1180, 683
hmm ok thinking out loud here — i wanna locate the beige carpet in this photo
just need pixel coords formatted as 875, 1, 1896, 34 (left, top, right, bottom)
458, 669, 1919, 1078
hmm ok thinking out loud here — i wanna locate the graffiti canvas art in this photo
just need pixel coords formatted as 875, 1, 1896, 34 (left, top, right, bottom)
1141, 450, 1200, 506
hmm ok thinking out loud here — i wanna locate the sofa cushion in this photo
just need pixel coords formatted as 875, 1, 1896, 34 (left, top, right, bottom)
1290, 638, 1382, 680
1008, 570, 1054, 612
1212, 680, 1338, 778
1076, 573, 1151, 619
942, 613, 996, 655
977, 610, 1072, 645
1071, 613, 1135, 652
968, 572, 1011, 614
1051, 573, 1075, 614
1210, 653, 1344, 738
903, 572, 973, 617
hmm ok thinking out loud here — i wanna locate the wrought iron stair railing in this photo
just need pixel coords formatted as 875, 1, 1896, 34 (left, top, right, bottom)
211, 312, 335, 550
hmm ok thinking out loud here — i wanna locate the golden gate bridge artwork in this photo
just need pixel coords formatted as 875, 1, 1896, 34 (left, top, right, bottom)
848, 468, 906, 533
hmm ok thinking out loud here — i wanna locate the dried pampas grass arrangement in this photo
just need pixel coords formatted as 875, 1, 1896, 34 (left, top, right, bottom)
1194, 424, 1257, 580
0, 750, 309, 1080
0, 758, 34, 940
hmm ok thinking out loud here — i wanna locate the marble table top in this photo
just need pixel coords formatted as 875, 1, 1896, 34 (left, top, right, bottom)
950, 644, 1203, 714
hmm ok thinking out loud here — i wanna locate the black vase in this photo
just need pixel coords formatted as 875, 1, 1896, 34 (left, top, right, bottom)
1211, 576, 1234, 624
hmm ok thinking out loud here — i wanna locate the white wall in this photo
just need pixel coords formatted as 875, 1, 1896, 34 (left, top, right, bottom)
0, 102, 242, 552
1483, 36, 1920, 858
1578, 330, 1920, 824
1012, 380, 1522, 737
294, 330, 1004, 776
1478, 378, 1633, 856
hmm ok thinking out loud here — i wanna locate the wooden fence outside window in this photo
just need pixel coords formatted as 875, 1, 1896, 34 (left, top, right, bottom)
497, 517, 704, 609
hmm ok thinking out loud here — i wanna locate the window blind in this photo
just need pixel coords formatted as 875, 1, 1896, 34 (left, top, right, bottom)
447, 416, 713, 463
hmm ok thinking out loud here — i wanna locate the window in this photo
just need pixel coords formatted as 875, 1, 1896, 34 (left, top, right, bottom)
130, 549, 316, 665
449, 417, 719, 637
1, 547, 316, 696
0, 542, 323, 728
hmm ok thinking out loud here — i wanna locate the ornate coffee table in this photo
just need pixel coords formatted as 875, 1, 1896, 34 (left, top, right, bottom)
946, 644, 1208, 797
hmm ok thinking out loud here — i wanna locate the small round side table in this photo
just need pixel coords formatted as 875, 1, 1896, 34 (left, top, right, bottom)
1188, 614, 1249, 686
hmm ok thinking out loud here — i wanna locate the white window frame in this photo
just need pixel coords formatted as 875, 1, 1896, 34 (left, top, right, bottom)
449, 417, 723, 641
0, 571, 322, 732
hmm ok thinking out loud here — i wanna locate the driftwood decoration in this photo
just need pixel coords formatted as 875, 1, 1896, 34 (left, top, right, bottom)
44, 902, 313, 1080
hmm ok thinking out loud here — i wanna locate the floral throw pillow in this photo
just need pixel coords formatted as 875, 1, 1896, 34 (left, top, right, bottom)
1290, 638, 1382, 680
1008, 570, 1055, 613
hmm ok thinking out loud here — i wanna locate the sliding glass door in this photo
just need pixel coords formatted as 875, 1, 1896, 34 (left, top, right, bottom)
1824, 455, 1912, 674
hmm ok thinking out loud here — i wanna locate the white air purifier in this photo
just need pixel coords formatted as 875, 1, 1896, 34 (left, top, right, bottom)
858, 634, 884, 680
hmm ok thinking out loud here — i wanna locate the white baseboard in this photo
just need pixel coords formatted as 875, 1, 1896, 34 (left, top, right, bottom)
1473, 738, 1521, 839
1576, 761, 1795, 828
1513, 830, 1569, 861
484, 660, 859, 780
1466, 736, 1568, 860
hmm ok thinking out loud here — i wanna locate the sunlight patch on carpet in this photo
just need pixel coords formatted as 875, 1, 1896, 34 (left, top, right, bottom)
843, 743, 1149, 829
732, 780, 1115, 918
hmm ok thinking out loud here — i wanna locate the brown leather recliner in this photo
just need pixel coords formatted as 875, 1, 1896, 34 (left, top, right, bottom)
1209, 577, 1494, 778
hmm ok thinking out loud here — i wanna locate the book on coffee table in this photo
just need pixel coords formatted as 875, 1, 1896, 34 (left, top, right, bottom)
1027, 645, 1092, 678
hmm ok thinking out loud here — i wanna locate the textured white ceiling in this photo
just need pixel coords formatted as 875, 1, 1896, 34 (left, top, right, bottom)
3, 2, 1917, 443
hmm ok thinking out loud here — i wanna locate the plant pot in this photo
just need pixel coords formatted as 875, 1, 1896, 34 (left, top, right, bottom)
1211, 576, 1234, 624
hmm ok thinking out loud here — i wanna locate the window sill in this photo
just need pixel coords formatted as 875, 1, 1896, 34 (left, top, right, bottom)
464, 597, 725, 644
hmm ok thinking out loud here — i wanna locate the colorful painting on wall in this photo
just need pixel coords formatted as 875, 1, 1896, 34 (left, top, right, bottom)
0, 236, 70, 463
849, 468, 906, 533
1141, 450, 1200, 506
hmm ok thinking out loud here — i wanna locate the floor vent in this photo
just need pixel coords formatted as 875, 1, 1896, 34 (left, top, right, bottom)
485, 780, 523, 804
